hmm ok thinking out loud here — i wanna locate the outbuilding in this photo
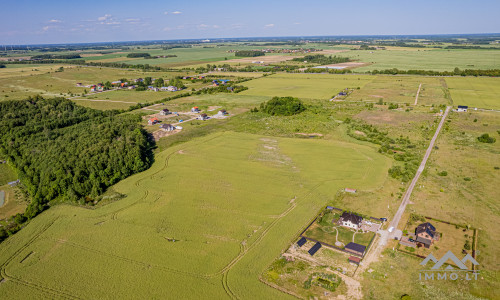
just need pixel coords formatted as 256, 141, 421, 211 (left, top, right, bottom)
345, 242, 366, 256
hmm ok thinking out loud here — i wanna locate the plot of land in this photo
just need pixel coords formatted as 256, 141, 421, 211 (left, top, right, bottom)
446, 77, 500, 110
0, 131, 389, 299
240, 73, 374, 100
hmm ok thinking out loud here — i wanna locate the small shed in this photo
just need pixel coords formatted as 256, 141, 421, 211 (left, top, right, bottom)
297, 237, 307, 247
160, 124, 175, 132
348, 256, 361, 265
345, 188, 357, 193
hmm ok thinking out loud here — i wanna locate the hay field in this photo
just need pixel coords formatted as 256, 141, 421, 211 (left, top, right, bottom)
240, 73, 374, 100
446, 77, 500, 110
343, 49, 500, 72
348, 75, 449, 105
0, 131, 389, 299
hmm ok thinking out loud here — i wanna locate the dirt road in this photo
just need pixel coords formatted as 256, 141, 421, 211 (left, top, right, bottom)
414, 83, 422, 105
389, 105, 451, 231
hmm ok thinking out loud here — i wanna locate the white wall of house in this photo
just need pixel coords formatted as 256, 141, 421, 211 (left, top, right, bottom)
343, 221, 359, 229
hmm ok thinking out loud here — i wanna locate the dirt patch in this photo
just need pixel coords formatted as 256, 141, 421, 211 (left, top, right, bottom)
152, 129, 181, 141
354, 131, 366, 137
295, 133, 324, 137
354, 110, 434, 126
80, 53, 104, 57
225, 55, 296, 64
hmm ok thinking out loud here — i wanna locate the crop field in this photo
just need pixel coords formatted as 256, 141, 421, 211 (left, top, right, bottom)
343, 48, 500, 71
240, 73, 374, 100
446, 77, 500, 110
348, 75, 450, 105
0, 131, 389, 299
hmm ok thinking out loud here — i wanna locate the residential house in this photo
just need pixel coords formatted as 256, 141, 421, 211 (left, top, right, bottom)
415, 222, 438, 248
111, 81, 122, 86
159, 109, 171, 116
159, 124, 175, 132
339, 212, 363, 230
191, 106, 200, 113
167, 86, 178, 92
217, 109, 228, 116
345, 242, 366, 257
148, 118, 159, 125
198, 113, 209, 121
345, 188, 357, 193
457, 105, 468, 112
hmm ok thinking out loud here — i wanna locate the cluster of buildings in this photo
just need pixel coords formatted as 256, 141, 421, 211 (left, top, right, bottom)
400, 222, 440, 249
76, 78, 182, 93
211, 79, 230, 86
227, 48, 321, 54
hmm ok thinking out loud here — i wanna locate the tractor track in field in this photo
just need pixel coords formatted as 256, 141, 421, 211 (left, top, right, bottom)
0, 219, 81, 299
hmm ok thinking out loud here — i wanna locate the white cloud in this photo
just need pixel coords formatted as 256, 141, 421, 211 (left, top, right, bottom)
164, 11, 168, 15
213, 25, 220, 29
98, 14, 112, 21
126, 18, 140, 22
163, 27, 172, 31
264, 24, 275, 28
42, 26, 50, 32
171, 11, 182, 14
49, 19, 62, 23
293, 22, 301, 25
198, 24, 209, 29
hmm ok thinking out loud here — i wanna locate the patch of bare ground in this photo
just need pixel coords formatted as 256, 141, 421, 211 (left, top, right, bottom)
353, 131, 366, 137
224, 55, 296, 64
295, 133, 324, 137
152, 129, 181, 141
80, 53, 104, 57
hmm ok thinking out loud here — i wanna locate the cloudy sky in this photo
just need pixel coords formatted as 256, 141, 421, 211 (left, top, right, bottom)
1, 0, 499, 45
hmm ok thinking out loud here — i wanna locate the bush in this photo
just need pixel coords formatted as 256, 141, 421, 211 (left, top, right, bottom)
437, 171, 448, 176
260, 96, 306, 116
388, 103, 399, 110
477, 133, 496, 143
126, 53, 151, 58
464, 177, 471, 181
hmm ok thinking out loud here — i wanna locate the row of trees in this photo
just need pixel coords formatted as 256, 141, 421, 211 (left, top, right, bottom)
126, 52, 152, 58
31, 54, 82, 60
369, 68, 500, 77
292, 54, 350, 64
0, 96, 154, 220
234, 50, 265, 57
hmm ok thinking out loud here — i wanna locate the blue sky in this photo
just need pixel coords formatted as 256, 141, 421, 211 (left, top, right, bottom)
1, 0, 499, 45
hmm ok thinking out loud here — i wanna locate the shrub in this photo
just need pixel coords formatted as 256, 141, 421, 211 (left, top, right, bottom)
388, 103, 398, 110
438, 171, 448, 176
477, 133, 496, 143
260, 96, 306, 116
464, 177, 471, 181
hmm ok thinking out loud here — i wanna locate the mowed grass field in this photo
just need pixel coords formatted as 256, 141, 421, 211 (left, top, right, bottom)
240, 73, 374, 100
343, 48, 500, 72
0, 131, 389, 299
348, 75, 449, 105
446, 77, 500, 110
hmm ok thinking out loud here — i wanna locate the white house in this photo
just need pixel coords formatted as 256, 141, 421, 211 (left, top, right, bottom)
159, 124, 175, 132
339, 212, 363, 230
457, 105, 468, 112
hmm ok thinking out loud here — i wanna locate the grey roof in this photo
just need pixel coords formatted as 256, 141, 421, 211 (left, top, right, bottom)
416, 222, 436, 239
416, 236, 432, 245
341, 212, 363, 225
345, 242, 366, 253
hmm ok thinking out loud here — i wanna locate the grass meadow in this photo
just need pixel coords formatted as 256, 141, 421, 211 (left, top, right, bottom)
343, 48, 500, 72
240, 73, 374, 100
446, 77, 500, 110
0, 131, 389, 299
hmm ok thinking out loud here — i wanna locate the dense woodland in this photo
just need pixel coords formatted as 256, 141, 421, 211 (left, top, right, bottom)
258, 96, 306, 116
292, 54, 350, 64
234, 50, 265, 57
0, 97, 154, 219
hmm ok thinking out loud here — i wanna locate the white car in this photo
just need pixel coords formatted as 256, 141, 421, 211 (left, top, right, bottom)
388, 226, 395, 233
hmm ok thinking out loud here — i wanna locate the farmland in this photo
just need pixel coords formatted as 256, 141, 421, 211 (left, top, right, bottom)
240, 74, 374, 100
446, 77, 500, 110
0, 131, 389, 298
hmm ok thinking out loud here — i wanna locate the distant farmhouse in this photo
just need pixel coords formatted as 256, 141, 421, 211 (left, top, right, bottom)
198, 113, 209, 121
148, 118, 159, 125
191, 106, 200, 113
217, 109, 228, 116
457, 105, 468, 112
338, 212, 363, 230
415, 222, 439, 248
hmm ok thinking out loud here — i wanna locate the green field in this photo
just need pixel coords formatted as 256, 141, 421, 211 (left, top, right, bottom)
446, 77, 500, 109
348, 75, 449, 105
343, 49, 500, 72
0, 131, 389, 299
240, 73, 374, 100
0, 163, 17, 186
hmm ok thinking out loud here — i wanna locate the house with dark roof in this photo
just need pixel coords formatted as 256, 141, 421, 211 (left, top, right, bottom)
159, 108, 171, 116
217, 109, 228, 116
198, 113, 209, 121
415, 222, 438, 248
457, 105, 468, 112
345, 242, 366, 256
339, 212, 363, 230
159, 124, 175, 132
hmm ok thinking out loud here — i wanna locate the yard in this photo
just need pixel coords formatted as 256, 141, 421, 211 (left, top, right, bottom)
446, 77, 500, 110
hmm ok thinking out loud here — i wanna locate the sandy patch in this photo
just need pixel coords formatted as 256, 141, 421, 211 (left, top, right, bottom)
295, 133, 324, 137
80, 53, 104, 57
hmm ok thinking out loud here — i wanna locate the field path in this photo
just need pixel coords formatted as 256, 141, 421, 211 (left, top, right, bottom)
414, 83, 422, 105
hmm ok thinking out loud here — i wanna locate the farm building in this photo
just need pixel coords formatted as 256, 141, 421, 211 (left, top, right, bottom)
345, 242, 366, 256
148, 118, 159, 125
159, 109, 171, 116
8, 179, 20, 187
159, 124, 176, 132
198, 113, 209, 121
415, 222, 438, 248
191, 106, 200, 113
345, 188, 357, 193
457, 105, 468, 112
339, 212, 363, 230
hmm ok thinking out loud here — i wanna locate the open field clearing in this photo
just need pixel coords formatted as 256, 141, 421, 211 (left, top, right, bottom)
348, 75, 449, 105
0, 131, 389, 299
446, 77, 500, 110
0, 66, 188, 101
240, 73, 374, 100
343, 49, 500, 72
70, 99, 136, 110
405, 110, 500, 299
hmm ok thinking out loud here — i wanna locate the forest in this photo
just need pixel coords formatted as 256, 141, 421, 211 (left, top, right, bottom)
292, 54, 350, 64
0, 97, 154, 219
234, 50, 265, 57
